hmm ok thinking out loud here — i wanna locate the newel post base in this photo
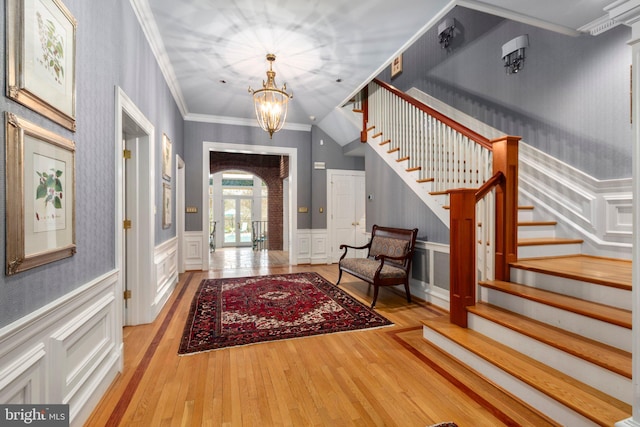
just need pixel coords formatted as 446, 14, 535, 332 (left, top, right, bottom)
449, 188, 477, 327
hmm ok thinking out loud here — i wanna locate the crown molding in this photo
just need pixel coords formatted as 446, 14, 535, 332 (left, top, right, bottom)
456, 0, 581, 37
578, 14, 621, 35
129, 0, 189, 117
185, 113, 311, 132
606, 0, 640, 26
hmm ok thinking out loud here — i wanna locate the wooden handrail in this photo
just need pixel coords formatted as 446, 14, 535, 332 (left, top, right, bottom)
373, 78, 492, 150
475, 171, 504, 202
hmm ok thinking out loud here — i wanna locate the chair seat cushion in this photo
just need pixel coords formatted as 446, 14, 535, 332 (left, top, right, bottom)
339, 258, 406, 280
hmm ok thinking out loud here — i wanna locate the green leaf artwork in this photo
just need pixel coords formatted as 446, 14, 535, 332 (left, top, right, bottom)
36, 168, 63, 210
36, 11, 65, 83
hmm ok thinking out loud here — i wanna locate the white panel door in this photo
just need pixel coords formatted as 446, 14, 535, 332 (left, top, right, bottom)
328, 170, 366, 263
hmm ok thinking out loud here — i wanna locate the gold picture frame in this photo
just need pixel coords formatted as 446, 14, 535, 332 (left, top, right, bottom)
162, 182, 172, 229
6, 0, 77, 131
5, 112, 76, 275
162, 133, 172, 181
391, 54, 403, 78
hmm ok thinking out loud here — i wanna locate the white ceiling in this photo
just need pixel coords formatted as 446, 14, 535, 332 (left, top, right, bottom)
132, 0, 616, 133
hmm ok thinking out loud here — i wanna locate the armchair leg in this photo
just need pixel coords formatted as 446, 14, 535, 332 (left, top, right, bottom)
404, 282, 412, 303
336, 269, 343, 285
370, 285, 379, 308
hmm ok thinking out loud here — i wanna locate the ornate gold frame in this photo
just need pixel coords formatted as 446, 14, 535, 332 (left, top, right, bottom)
5, 112, 76, 275
6, 0, 77, 131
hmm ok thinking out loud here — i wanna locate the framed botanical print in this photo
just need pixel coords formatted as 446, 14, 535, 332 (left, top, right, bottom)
6, 0, 77, 131
162, 133, 172, 181
162, 183, 172, 229
5, 112, 76, 275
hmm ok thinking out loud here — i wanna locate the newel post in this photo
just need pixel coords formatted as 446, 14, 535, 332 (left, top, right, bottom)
449, 188, 477, 327
492, 135, 520, 281
360, 85, 369, 143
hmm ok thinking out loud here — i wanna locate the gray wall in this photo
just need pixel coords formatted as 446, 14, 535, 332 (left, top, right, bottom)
382, 6, 632, 180
183, 121, 312, 231
311, 127, 364, 229
0, 1, 183, 327
365, 145, 450, 243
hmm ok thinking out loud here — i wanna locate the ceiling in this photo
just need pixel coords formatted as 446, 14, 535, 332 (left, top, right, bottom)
132, 0, 616, 135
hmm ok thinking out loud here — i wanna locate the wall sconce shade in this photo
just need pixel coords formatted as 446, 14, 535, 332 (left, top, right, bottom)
438, 18, 455, 48
502, 35, 529, 74
248, 54, 293, 138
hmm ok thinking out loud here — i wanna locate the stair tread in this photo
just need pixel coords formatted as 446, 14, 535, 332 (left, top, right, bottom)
395, 328, 561, 427
518, 220, 557, 226
511, 254, 631, 290
468, 302, 631, 378
422, 316, 631, 426
518, 237, 583, 246
479, 280, 631, 329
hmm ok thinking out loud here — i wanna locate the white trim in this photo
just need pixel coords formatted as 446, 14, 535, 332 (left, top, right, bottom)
456, 0, 582, 36
153, 237, 178, 316
202, 142, 298, 269
128, 0, 188, 116
296, 229, 311, 264
185, 113, 311, 132
184, 231, 204, 271
310, 229, 329, 264
176, 155, 186, 273
115, 87, 156, 325
410, 240, 451, 311
0, 271, 121, 427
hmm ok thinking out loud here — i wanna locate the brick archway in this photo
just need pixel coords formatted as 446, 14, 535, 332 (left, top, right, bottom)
210, 152, 289, 250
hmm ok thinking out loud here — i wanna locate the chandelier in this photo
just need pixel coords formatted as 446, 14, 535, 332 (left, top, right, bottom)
248, 54, 293, 138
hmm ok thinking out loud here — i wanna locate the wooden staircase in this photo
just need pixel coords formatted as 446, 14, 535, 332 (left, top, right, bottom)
422, 205, 633, 426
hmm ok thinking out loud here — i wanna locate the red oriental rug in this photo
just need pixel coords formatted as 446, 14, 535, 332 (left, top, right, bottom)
178, 272, 392, 354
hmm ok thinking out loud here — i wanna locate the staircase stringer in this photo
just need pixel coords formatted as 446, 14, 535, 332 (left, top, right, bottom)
366, 127, 451, 227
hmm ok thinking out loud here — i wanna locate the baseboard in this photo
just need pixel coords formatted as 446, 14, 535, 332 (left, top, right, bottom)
0, 270, 122, 427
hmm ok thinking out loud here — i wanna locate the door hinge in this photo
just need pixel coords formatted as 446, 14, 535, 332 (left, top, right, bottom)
123, 149, 132, 159
123, 219, 132, 229
123, 290, 132, 300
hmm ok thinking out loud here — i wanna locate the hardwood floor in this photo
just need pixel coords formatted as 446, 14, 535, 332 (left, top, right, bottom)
85, 249, 549, 426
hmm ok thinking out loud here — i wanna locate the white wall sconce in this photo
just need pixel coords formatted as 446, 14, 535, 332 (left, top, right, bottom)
502, 34, 529, 74
438, 18, 455, 48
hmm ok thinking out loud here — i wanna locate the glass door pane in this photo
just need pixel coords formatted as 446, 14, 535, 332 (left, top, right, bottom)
239, 199, 252, 243
223, 197, 253, 246
223, 198, 236, 244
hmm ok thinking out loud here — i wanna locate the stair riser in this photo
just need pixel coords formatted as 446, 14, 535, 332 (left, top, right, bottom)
518, 210, 534, 222
510, 268, 631, 311
518, 242, 582, 258
518, 224, 557, 239
480, 287, 631, 352
468, 313, 631, 404
422, 326, 600, 427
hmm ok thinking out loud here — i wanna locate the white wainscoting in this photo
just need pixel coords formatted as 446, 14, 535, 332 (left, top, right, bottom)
295, 229, 328, 264
519, 143, 632, 258
310, 229, 329, 264
184, 231, 205, 270
409, 240, 450, 311
296, 230, 311, 264
0, 271, 122, 427
153, 237, 179, 318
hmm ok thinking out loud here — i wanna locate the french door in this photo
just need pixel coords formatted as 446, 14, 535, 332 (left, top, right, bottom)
223, 197, 252, 247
